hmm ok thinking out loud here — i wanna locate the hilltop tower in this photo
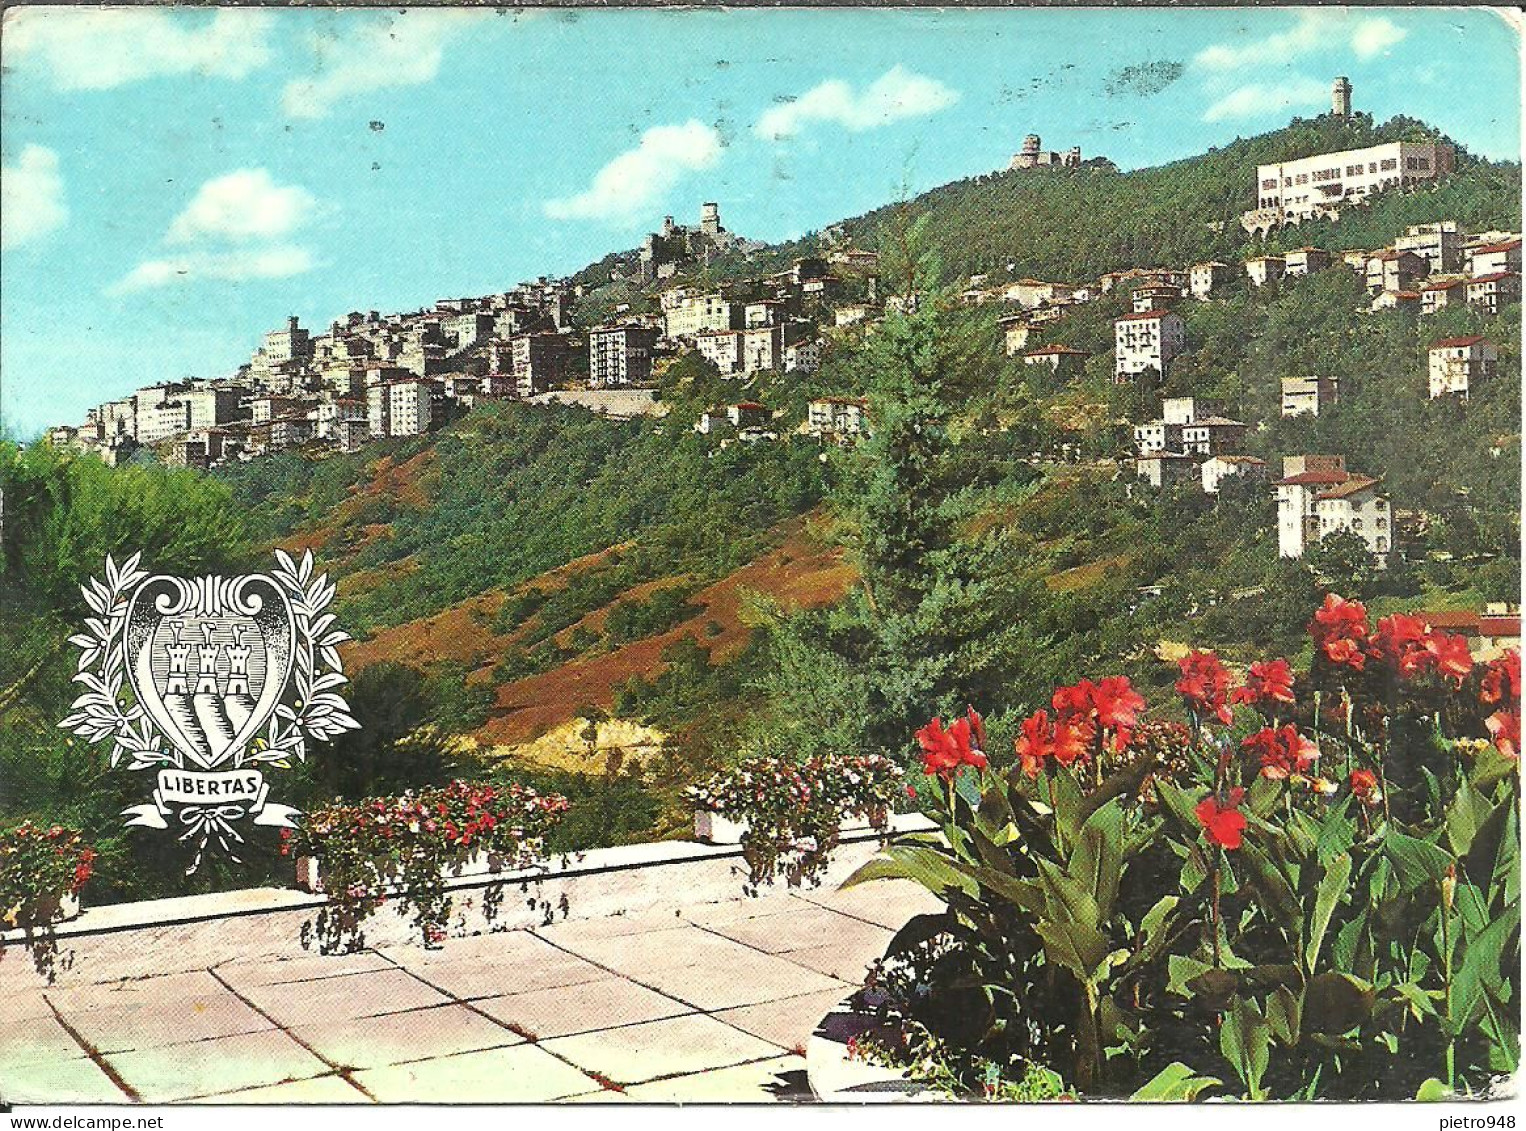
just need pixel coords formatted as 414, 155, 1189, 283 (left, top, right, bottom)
1332, 76, 1352, 118
700, 202, 722, 237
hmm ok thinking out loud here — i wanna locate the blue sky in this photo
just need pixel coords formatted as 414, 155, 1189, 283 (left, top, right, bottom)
2, 6, 1519, 436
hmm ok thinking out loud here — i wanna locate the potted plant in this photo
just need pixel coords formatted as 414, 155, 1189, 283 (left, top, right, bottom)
688, 752, 904, 888
287, 779, 569, 953
1, 821, 94, 933
816, 596, 1519, 1102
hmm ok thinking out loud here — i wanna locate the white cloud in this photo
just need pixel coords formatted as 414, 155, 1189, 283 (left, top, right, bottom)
543, 121, 723, 224
1, 145, 68, 250
2, 8, 273, 90
281, 11, 483, 119
1195, 12, 1409, 70
167, 169, 317, 244
754, 66, 960, 141
107, 247, 316, 295
1351, 17, 1407, 60
1202, 77, 1331, 123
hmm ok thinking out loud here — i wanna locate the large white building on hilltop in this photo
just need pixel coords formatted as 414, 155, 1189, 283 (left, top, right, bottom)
1245, 139, 1455, 232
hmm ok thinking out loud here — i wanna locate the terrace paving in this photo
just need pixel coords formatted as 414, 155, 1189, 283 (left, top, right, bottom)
1, 878, 940, 1105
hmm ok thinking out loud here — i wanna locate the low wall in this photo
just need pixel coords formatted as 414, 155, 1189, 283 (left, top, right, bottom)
0, 815, 931, 991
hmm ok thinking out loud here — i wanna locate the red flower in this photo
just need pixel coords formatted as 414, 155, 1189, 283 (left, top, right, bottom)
1349, 768, 1381, 806
1310, 593, 1370, 670
1052, 718, 1091, 767
1053, 675, 1145, 750
1373, 613, 1430, 677
1176, 650, 1234, 725
1052, 679, 1098, 720
1243, 724, 1319, 780
915, 714, 988, 780
1481, 650, 1521, 707
1014, 710, 1055, 779
1195, 788, 1247, 850
1487, 709, 1520, 761
1231, 658, 1296, 711
1093, 676, 1145, 732
1424, 630, 1473, 685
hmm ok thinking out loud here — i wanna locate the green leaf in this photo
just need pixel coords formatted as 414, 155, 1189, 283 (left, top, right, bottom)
1130, 1062, 1222, 1102
1220, 995, 1272, 1099
1240, 841, 1301, 937
1267, 984, 1301, 1047
1415, 1078, 1452, 1101
1168, 954, 1213, 998
1445, 775, 1490, 858
1155, 778, 1201, 834
1305, 852, 1351, 975
1246, 774, 1282, 819
1313, 799, 1356, 867
1131, 894, 1180, 969
1035, 918, 1110, 981
1303, 971, 1374, 1035
1384, 831, 1454, 894
842, 845, 976, 899
1072, 798, 1125, 920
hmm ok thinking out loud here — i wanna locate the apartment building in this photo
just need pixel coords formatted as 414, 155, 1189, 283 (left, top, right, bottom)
1113, 310, 1185, 382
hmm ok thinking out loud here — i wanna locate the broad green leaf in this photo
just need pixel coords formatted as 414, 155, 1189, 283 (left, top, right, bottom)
1167, 954, 1213, 998
1384, 831, 1454, 894
1130, 1062, 1222, 1102
1072, 798, 1125, 920
1155, 778, 1201, 834
1246, 774, 1282, 819
1240, 841, 1301, 936
1267, 984, 1301, 1047
842, 845, 975, 898
1303, 971, 1374, 1035
1035, 918, 1110, 981
1220, 996, 1271, 1099
1313, 799, 1356, 867
1415, 1078, 1452, 1101
1305, 852, 1351, 975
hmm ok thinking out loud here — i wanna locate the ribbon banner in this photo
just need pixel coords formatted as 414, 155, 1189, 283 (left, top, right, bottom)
122, 769, 303, 831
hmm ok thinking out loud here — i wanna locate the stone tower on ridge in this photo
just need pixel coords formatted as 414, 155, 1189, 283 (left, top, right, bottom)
1332, 76, 1352, 118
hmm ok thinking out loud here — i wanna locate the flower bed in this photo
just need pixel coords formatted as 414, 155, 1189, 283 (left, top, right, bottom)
839, 596, 1519, 1101
288, 779, 569, 953
688, 752, 904, 889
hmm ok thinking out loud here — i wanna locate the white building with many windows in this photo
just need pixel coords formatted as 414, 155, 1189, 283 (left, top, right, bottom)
1274, 455, 1389, 566
1245, 139, 1454, 230
1428, 336, 1499, 400
1113, 310, 1185, 383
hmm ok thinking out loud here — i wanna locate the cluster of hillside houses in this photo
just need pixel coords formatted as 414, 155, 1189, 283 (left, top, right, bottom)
45, 82, 1518, 581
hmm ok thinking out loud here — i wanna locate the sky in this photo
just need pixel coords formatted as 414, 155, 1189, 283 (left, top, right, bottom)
1, 6, 1520, 437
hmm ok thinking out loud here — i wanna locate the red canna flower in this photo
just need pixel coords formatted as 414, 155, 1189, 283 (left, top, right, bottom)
1052, 718, 1091, 767
1231, 658, 1296, 711
1486, 708, 1520, 761
1176, 650, 1234, 725
1014, 710, 1055, 779
1373, 613, 1431, 677
1195, 788, 1247, 850
1310, 594, 1371, 671
1243, 724, 1319, 780
1349, 768, 1382, 806
916, 715, 988, 780
1424, 630, 1473, 685
1051, 679, 1098, 720
965, 705, 986, 752
1481, 650, 1521, 707
1093, 676, 1146, 732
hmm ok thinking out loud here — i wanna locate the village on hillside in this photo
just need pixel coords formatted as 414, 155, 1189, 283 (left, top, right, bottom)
44, 78, 1520, 629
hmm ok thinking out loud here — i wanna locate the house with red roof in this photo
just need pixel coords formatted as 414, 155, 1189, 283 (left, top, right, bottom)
1469, 237, 1522, 279
1022, 344, 1089, 379
1113, 309, 1185, 383
1465, 271, 1521, 317
1274, 455, 1390, 566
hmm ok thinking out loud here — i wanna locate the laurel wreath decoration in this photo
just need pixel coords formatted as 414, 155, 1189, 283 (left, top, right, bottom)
59, 549, 360, 771
261, 548, 361, 766
59, 552, 165, 770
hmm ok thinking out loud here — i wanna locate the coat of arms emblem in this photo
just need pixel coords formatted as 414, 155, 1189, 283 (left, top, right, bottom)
59, 549, 359, 871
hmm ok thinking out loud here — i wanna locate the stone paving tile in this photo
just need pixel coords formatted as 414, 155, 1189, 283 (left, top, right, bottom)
0, 1011, 89, 1068
680, 890, 808, 929
382, 931, 611, 999
378, 927, 573, 968
47, 969, 232, 1012
795, 878, 945, 930
621, 1054, 810, 1102
187, 1073, 373, 1104
621, 947, 850, 1012
700, 902, 886, 955
6, 990, 60, 1021
57, 984, 277, 1055
779, 929, 894, 984
353, 1044, 598, 1103
545, 921, 762, 973
473, 976, 692, 1041
712, 987, 858, 1053
289, 1002, 522, 1070
215, 949, 394, 989
531, 905, 695, 942
0, 1055, 129, 1105
539, 1013, 783, 1086
104, 1028, 330, 1103
234, 966, 451, 1026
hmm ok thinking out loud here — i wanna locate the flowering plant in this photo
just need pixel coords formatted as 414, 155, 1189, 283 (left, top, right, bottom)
1, 821, 94, 931
291, 779, 569, 953
688, 752, 903, 889
847, 595, 1519, 1101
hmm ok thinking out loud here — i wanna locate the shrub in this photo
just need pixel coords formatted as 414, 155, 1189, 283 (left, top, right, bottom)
849, 598, 1520, 1101
1, 821, 94, 928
